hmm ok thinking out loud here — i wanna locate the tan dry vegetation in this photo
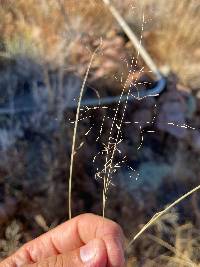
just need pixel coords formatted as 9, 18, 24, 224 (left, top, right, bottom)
125, 210, 200, 266
138, 0, 200, 88
0, 0, 112, 64
1, 0, 200, 86
149, 223, 200, 267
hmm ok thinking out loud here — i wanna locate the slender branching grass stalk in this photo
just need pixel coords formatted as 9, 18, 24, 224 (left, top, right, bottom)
127, 184, 200, 249
68, 41, 102, 219
102, 1, 146, 217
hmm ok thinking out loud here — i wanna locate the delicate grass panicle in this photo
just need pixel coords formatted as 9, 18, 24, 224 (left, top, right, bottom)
66, 0, 200, 253
66, 1, 200, 266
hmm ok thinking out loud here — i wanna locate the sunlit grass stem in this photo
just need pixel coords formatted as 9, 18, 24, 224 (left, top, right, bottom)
127, 184, 200, 249
68, 43, 101, 219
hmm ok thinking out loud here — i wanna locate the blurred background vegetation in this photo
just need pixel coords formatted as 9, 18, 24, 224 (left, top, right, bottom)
0, 1, 200, 266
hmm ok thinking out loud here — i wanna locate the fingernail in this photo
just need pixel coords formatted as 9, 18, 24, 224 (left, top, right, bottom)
80, 241, 97, 263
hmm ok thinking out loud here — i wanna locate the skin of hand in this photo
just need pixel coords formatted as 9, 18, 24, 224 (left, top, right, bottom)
0, 214, 125, 267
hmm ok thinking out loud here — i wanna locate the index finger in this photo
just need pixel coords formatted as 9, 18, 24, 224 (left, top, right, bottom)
1, 213, 125, 267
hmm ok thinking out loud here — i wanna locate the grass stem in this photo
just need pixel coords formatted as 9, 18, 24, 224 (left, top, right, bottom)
127, 184, 200, 249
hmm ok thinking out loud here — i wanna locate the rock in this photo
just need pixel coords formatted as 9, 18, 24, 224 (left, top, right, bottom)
116, 161, 171, 191
132, 109, 152, 129
189, 130, 200, 152
185, 94, 196, 119
156, 87, 188, 138
156, 101, 187, 138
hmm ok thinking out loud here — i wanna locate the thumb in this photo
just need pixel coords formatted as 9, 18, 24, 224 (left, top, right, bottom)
23, 239, 107, 267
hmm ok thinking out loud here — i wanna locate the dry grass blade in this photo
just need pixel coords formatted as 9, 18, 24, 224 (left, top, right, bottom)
68, 41, 102, 219
160, 255, 195, 267
148, 234, 195, 266
127, 184, 200, 248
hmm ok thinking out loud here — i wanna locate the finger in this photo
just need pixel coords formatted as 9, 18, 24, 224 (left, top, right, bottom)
23, 239, 107, 267
1, 214, 125, 267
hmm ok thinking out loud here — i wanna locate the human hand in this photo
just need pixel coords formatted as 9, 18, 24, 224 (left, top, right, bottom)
0, 214, 125, 267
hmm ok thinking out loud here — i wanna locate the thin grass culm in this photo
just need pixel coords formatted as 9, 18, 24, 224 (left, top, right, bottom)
127, 184, 200, 250
68, 42, 102, 219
